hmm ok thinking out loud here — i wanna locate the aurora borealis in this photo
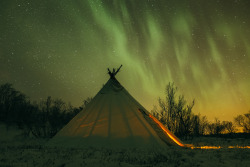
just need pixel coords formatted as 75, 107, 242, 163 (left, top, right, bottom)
0, 0, 249, 122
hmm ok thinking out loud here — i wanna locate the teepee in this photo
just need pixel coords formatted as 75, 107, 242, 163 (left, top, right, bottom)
48, 66, 184, 148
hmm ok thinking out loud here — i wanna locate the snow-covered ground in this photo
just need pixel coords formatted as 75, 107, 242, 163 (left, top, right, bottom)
0, 125, 249, 167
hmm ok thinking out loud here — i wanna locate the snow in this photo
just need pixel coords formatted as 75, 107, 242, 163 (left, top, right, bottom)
1, 124, 249, 167
0, 137, 249, 167
0, 144, 249, 167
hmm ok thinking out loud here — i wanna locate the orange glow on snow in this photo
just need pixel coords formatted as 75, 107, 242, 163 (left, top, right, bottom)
190, 146, 221, 149
148, 114, 184, 147
228, 146, 250, 149
190, 146, 250, 149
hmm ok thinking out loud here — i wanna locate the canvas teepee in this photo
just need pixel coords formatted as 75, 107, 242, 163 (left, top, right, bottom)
48, 66, 184, 148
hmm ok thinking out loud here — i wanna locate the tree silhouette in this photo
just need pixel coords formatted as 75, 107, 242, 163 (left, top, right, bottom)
235, 110, 250, 133
153, 82, 196, 138
0, 83, 27, 128
223, 121, 235, 134
206, 118, 226, 135
0, 83, 91, 138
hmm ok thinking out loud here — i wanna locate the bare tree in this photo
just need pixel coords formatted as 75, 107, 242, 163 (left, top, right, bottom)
199, 115, 208, 135
207, 118, 225, 135
0, 83, 27, 128
222, 121, 235, 134
234, 111, 250, 133
0, 83, 89, 138
155, 82, 196, 138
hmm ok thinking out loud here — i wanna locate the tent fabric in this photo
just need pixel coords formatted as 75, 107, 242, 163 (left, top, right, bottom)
48, 78, 184, 148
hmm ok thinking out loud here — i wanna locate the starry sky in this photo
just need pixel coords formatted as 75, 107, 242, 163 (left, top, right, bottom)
0, 0, 249, 122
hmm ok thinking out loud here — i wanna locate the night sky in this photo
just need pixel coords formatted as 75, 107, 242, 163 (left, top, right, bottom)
0, 0, 249, 122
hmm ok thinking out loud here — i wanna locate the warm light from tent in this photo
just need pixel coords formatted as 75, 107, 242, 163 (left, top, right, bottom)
190, 146, 221, 149
148, 114, 185, 147
190, 146, 250, 149
228, 146, 250, 149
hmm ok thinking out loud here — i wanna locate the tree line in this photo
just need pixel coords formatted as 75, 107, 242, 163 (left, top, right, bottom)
0, 82, 249, 139
0, 83, 91, 138
151, 82, 250, 138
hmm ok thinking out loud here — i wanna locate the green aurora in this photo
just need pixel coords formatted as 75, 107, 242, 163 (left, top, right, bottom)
0, 0, 249, 121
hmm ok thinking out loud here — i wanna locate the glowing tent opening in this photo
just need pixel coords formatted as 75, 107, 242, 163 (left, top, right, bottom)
148, 114, 185, 147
